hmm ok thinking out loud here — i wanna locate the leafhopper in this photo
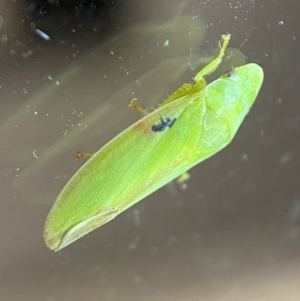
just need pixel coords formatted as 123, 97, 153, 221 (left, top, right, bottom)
44, 34, 264, 251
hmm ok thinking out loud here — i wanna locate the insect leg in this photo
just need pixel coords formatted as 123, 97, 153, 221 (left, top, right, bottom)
194, 34, 231, 82
76, 150, 95, 159
128, 98, 150, 115
177, 171, 190, 183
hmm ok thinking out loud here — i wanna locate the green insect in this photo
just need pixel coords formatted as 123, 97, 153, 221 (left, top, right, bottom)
44, 34, 264, 251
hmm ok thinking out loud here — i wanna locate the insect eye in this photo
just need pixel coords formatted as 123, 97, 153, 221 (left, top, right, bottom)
223, 70, 237, 79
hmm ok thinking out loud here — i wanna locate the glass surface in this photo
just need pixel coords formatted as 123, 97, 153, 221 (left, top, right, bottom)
1, 0, 299, 300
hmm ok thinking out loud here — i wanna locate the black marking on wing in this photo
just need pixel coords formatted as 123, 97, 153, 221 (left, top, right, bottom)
152, 117, 177, 132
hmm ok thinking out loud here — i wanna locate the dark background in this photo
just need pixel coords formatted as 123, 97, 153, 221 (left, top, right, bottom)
1, 0, 299, 300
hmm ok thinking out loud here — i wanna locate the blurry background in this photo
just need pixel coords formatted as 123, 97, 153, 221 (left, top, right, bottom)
1, 0, 299, 300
